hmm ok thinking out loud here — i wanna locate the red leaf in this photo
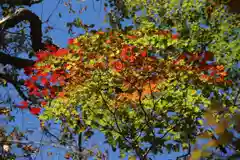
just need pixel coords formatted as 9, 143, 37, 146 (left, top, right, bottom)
203, 51, 214, 61
50, 88, 57, 98
129, 55, 136, 63
36, 51, 49, 61
24, 80, 34, 88
171, 33, 179, 39
45, 44, 58, 52
104, 6, 107, 12
157, 30, 170, 36
24, 67, 32, 75
200, 74, 209, 80
36, 71, 48, 77
30, 107, 41, 115
31, 91, 41, 97
120, 48, 128, 61
68, 38, 74, 45
140, 50, 147, 57
50, 92, 56, 98
59, 80, 65, 86
44, 65, 51, 69
31, 75, 38, 81
18, 101, 28, 109
226, 80, 232, 85
41, 89, 49, 96
41, 77, 48, 86
54, 49, 69, 57
50, 73, 59, 83
210, 70, 216, 77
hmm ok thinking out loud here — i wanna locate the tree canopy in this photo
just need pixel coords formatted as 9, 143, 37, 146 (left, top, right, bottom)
0, 0, 240, 160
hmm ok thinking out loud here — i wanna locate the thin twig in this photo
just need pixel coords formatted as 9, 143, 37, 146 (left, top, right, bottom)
176, 140, 191, 160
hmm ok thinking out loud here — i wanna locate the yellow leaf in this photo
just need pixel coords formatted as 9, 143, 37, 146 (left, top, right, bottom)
0, 78, 7, 85
215, 120, 227, 134
205, 140, 218, 147
191, 150, 202, 160
192, 90, 196, 95
128, 156, 136, 160
0, 107, 10, 115
209, 100, 223, 111
215, 124, 225, 134
197, 131, 211, 139
201, 151, 211, 157
204, 112, 217, 126
218, 131, 234, 145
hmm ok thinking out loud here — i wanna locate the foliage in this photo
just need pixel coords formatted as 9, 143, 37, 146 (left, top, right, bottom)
23, 1, 240, 156
1, 0, 240, 159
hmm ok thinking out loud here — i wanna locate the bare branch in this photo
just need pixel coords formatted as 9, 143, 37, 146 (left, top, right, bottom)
0, 52, 34, 68
0, 73, 29, 101
0, 0, 43, 6
234, 88, 240, 106
0, 8, 44, 52
176, 140, 191, 160
0, 139, 79, 153
0, 73, 22, 85
0, 73, 40, 105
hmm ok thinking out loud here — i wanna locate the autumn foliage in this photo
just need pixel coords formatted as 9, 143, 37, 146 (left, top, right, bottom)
20, 28, 235, 159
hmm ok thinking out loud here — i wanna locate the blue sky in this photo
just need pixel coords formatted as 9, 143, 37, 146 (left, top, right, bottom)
1, 0, 237, 160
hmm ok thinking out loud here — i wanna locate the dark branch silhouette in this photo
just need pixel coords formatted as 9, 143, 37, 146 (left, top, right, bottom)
0, 52, 34, 68
0, 8, 44, 52
0, 0, 43, 6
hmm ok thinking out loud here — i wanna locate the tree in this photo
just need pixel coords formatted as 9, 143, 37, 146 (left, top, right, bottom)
23, 0, 240, 160
0, 0, 95, 159
1, 0, 240, 160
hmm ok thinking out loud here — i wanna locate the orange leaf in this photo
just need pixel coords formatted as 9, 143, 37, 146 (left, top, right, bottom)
58, 92, 65, 97
65, 153, 71, 159
113, 61, 125, 72
96, 31, 104, 35
106, 39, 111, 44
126, 35, 137, 39
41, 101, 47, 106
219, 72, 227, 77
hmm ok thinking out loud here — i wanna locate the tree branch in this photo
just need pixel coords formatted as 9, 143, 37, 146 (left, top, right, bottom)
0, 8, 44, 52
176, 140, 191, 160
0, 73, 29, 101
0, 0, 43, 6
0, 52, 35, 68
0, 73, 39, 105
